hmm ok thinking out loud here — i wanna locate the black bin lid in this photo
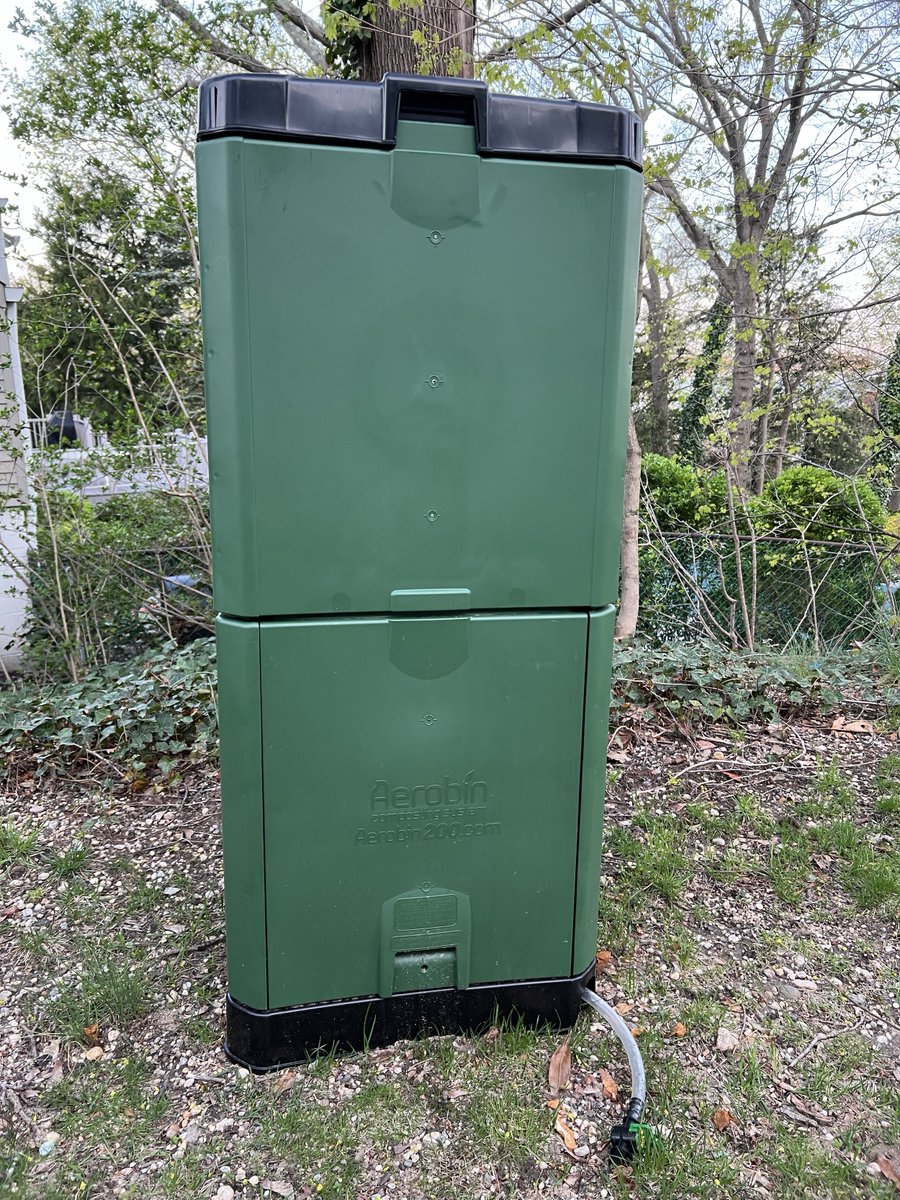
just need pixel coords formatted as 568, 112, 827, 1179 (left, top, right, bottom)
197, 73, 642, 169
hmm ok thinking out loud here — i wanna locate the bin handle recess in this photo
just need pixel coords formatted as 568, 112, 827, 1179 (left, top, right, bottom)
383, 74, 488, 145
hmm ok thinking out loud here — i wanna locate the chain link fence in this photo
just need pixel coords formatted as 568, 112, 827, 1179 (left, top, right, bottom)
637, 529, 899, 650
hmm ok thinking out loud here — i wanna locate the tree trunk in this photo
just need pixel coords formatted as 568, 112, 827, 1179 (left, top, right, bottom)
642, 225, 669, 455
752, 409, 768, 495
751, 336, 776, 495
730, 263, 758, 490
770, 356, 793, 479
359, 0, 474, 79
678, 293, 732, 464
771, 405, 792, 479
615, 208, 648, 641
615, 411, 642, 641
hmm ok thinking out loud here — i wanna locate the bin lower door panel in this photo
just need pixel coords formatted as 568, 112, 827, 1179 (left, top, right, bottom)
259, 612, 592, 1009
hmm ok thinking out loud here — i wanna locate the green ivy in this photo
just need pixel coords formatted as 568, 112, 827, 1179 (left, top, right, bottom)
1, 637, 896, 779
611, 638, 895, 725
0, 640, 217, 777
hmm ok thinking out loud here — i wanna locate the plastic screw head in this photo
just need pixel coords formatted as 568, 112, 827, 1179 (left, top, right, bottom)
425, 509, 440, 523
428, 230, 444, 244
422, 713, 437, 726
427, 375, 443, 389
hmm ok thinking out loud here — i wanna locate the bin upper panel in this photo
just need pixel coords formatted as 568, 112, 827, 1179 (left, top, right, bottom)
198, 73, 643, 169
197, 83, 643, 619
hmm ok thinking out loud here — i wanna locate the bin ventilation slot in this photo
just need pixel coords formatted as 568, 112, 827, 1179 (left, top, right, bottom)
398, 90, 477, 127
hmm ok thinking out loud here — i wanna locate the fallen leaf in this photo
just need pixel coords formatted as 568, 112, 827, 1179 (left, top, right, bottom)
261, 1183, 293, 1198
716, 1027, 740, 1053
83, 1046, 103, 1062
789, 1094, 830, 1125
607, 748, 629, 764
596, 949, 613, 972
713, 1109, 732, 1132
484, 1026, 500, 1044
599, 1068, 618, 1101
614, 1001, 634, 1015
554, 1114, 578, 1153
630, 1025, 647, 1036
695, 739, 717, 750
443, 1086, 468, 1101
831, 716, 875, 735
271, 1069, 296, 1097
546, 1098, 560, 1110
874, 1150, 900, 1189
671, 1022, 687, 1038
48, 1053, 64, 1085
548, 1036, 572, 1096
0, 905, 18, 919
609, 727, 636, 751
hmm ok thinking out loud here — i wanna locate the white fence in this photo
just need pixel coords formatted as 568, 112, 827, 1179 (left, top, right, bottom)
28, 428, 209, 503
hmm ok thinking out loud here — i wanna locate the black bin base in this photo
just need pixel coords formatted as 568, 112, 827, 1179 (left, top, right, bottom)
225, 963, 595, 1071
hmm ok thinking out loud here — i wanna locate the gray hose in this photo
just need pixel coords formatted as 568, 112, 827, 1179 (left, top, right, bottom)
580, 985, 646, 1121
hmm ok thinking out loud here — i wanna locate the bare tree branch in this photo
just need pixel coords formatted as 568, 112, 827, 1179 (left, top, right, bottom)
155, 0, 276, 72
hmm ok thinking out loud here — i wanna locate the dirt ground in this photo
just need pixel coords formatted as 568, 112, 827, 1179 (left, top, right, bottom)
1, 710, 898, 1199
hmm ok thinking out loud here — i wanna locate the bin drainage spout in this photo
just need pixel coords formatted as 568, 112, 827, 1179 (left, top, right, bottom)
579, 985, 648, 1163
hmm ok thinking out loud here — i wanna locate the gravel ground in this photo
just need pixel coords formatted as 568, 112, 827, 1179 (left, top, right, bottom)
1, 711, 898, 1199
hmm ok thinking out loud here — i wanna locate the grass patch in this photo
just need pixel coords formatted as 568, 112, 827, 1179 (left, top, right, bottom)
796, 1033, 875, 1104
841, 848, 900, 909
797, 760, 855, 821
462, 1077, 551, 1169
181, 1015, 220, 1046
875, 752, 900, 815
618, 813, 694, 903
767, 837, 811, 904
47, 1054, 169, 1145
47, 842, 91, 879
703, 846, 751, 884
735, 791, 777, 835
47, 936, 150, 1042
17, 927, 53, 960
251, 1092, 362, 1197
0, 819, 37, 868
767, 1124, 883, 1198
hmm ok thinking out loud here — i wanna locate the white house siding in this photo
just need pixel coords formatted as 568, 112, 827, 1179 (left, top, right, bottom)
0, 508, 30, 673
0, 202, 33, 673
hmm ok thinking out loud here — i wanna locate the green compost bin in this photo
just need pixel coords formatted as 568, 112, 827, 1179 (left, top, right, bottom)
196, 73, 643, 1069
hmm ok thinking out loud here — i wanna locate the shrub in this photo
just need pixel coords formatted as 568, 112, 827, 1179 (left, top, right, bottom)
755, 466, 886, 542
641, 454, 729, 532
27, 487, 210, 680
752, 467, 888, 644
638, 461, 891, 647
